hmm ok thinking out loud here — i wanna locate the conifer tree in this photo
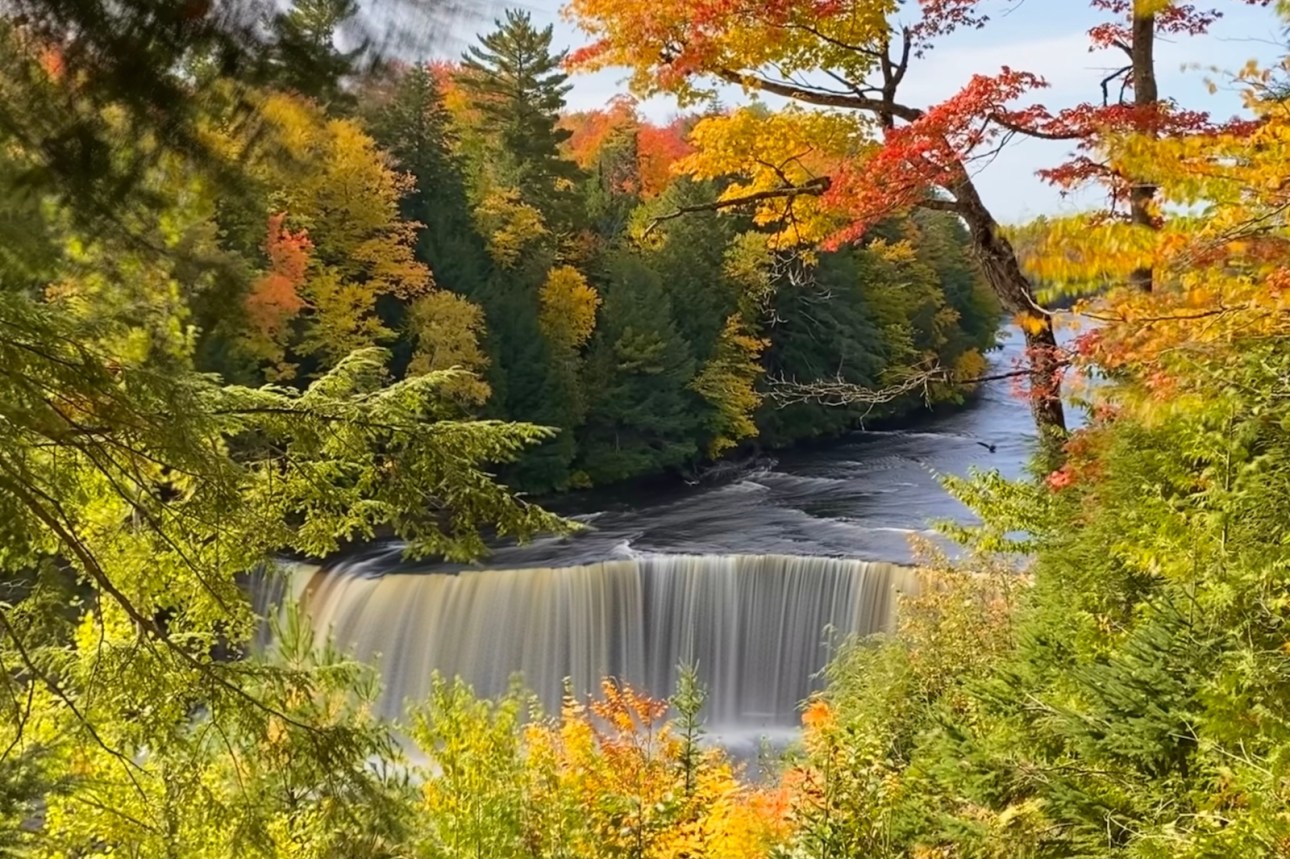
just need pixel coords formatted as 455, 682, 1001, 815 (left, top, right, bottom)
456, 10, 582, 228
271, 0, 366, 109
363, 63, 495, 307
579, 255, 700, 482
483, 263, 582, 491
642, 181, 742, 362
755, 251, 887, 445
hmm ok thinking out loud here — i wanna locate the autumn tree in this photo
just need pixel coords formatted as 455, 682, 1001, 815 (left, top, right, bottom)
235, 92, 444, 379
578, 102, 645, 239
563, 99, 699, 242
562, 95, 640, 173
0, 8, 569, 854
691, 316, 767, 457
565, 0, 1271, 449
410, 673, 790, 859
406, 289, 492, 405
915, 72, 1290, 849
241, 211, 313, 372
637, 118, 694, 198
563, 99, 695, 201
1018, 0, 1272, 295
783, 40, 1290, 857
539, 264, 601, 352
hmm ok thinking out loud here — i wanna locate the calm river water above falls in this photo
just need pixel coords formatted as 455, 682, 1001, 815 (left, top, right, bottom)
460, 323, 1042, 568
281, 326, 1063, 742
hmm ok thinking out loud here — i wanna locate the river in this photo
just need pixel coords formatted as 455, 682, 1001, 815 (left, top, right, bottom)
276, 326, 1059, 744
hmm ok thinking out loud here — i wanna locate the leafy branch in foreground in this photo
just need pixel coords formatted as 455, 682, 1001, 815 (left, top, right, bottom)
0, 285, 568, 845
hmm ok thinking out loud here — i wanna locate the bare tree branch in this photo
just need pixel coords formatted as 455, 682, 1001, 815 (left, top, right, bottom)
919, 196, 963, 213
765, 366, 1033, 410
1101, 65, 1133, 106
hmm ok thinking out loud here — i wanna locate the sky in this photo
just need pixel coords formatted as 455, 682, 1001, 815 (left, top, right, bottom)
433, 0, 1287, 223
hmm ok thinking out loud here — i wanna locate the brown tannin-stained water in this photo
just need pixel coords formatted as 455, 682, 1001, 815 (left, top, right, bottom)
296, 553, 916, 726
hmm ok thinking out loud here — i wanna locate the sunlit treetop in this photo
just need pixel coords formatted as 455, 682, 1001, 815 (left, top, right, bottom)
566, 0, 1273, 244
662, 66, 1059, 249
561, 95, 639, 168
637, 120, 693, 196
565, 0, 898, 103
561, 97, 695, 197
675, 106, 873, 247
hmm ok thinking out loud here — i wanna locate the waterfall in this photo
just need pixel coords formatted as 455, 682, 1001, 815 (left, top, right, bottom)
285, 553, 917, 727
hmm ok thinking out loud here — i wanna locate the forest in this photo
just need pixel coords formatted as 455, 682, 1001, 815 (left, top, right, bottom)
139, 1, 1001, 496
3, 0, 1290, 857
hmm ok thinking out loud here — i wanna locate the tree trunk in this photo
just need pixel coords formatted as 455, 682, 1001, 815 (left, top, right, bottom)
1129, 11, 1158, 292
938, 174, 1067, 459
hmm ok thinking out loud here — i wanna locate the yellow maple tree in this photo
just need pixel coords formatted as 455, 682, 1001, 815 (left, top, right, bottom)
671, 107, 873, 249
229, 93, 436, 376
691, 316, 768, 457
1021, 60, 1290, 409
406, 290, 493, 405
539, 265, 602, 352
473, 185, 550, 268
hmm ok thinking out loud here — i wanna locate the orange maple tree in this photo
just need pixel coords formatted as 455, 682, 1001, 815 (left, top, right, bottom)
242, 212, 312, 372
561, 97, 694, 198
637, 120, 693, 197
562, 95, 639, 170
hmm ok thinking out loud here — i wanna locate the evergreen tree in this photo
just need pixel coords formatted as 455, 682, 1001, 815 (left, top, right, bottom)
912, 209, 1000, 356
271, 0, 366, 109
456, 10, 582, 228
756, 250, 886, 445
642, 180, 742, 363
578, 255, 700, 483
481, 262, 581, 491
362, 63, 494, 305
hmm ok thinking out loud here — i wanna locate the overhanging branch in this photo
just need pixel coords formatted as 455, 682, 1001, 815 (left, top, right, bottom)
715, 68, 923, 122
643, 176, 832, 236
765, 366, 1033, 410
918, 197, 963, 213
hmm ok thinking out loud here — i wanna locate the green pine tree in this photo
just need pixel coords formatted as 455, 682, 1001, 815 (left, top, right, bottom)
456, 10, 582, 229
271, 0, 366, 109
578, 254, 700, 483
363, 63, 479, 264
642, 180, 742, 363
755, 250, 886, 445
481, 262, 581, 492
361, 61, 496, 368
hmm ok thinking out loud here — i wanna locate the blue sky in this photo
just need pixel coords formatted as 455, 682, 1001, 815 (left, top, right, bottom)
436, 0, 1286, 223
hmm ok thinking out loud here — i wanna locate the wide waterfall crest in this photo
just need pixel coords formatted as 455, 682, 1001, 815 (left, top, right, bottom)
288, 552, 918, 727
